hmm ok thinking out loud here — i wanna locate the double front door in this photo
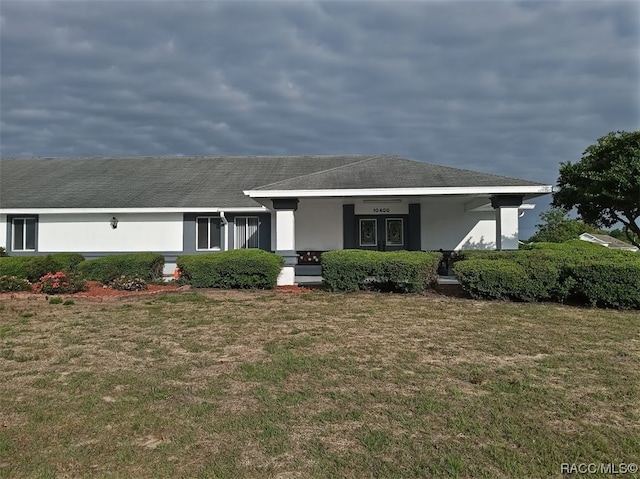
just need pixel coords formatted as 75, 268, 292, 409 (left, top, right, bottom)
358, 217, 405, 251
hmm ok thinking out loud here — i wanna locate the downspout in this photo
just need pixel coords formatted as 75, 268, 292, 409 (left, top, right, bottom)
220, 212, 229, 251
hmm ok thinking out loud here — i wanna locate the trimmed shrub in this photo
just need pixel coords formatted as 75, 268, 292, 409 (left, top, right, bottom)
108, 275, 148, 291
454, 242, 640, 308
0, 247, 7, 257
177, 249, 284, 289
321, 250, 442, 293
0, 253, 85, 282
78, 253, 164, 283
453, 259, 527, 300
38, 271, 86, 295
568, 260, 640, 309
0, 275, 32, 293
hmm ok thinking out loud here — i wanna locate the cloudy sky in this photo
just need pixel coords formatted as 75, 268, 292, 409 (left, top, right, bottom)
1, 0, 638, 235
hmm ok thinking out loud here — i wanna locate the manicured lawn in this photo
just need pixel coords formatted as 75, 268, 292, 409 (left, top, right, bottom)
0, 290, 638, 478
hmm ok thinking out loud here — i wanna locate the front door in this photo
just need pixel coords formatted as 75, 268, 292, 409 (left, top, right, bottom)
358, 217, 406, 251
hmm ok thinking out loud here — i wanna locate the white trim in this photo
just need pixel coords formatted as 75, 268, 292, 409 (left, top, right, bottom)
234, 216, 260, 249
467, 203, 537, 212
0, 207, 268, 214
11, 217, 37, 251
220, 212, 229, 251
245, 185, 553, 198
195, 216, 222, 251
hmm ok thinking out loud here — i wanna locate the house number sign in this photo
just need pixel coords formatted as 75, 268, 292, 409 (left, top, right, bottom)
354, 202, 408, 215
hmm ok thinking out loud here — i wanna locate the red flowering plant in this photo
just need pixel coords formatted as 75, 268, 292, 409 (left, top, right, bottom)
38, 271, 86, 295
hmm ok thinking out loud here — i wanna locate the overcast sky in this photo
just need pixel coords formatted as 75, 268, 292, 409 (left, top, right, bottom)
1, 0, 639, 236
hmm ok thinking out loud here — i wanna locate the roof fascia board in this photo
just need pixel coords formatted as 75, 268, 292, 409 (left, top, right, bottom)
0, 207, 268, 214
467, 203, 537, 212
245, 185, 553, 198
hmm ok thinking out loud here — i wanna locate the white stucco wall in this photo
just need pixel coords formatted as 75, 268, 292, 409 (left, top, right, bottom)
421, 201, 496, 250
38, 213, 183, 252
295, 199, 343, 251
0, 215, 6, 250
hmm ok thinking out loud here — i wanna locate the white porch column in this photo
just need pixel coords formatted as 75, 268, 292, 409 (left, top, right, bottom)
491, 195, 523, 250
272, 198, 299, 286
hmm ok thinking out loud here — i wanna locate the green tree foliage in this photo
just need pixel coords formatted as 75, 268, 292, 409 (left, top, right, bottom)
528, 207, 604, 243
553, 130, 640, 248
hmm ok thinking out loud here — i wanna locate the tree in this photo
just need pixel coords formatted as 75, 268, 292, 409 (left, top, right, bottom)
553, 130, 640, 248
528, 207, 604, 243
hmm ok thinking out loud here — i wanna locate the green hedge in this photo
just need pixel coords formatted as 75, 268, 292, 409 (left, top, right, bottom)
77, 253, 164, 283
453, 259, 562, 302
569, 260, 640, 309
453, 242, 640, 308
0, 253, 85, 282
321, 250, 442, 293
176, 249, 284, 289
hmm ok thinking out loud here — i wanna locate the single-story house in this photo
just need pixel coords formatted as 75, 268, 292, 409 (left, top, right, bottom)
579, 233, 639, 252
0, 155, 552, 284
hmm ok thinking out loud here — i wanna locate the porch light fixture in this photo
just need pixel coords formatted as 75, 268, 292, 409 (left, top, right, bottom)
110, 217, 118, 229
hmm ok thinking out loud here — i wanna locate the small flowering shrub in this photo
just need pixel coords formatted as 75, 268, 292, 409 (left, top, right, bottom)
108, 275, 148, 291
298, 251, 323, 264
0, 275, 32, 293
38, 271, 86, 295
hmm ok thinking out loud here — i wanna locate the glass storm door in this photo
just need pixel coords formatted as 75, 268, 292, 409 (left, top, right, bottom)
359, 219, 377, 247
358, 217, 405, 250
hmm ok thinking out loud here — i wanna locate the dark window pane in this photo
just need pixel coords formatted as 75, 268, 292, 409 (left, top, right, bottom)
25, 218, 36, 250
13, 219, 24, 250
386, 219, 403, 245
197, 218, 209, 249
210, 219, 221, 249
246, 217, 259, 248
360, 219, 377, 246
235, 217, 247, 248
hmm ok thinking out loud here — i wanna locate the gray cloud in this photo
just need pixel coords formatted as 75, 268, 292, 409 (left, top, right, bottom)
1, 0, 639, 236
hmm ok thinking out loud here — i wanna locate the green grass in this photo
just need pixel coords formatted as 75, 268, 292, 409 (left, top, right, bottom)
0, 290, 638, 478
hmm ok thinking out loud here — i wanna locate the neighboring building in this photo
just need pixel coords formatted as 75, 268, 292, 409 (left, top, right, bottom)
579, 233, 639, 252
0, 155, 552, 284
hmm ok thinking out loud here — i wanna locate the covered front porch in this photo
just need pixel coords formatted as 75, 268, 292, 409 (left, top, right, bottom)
253, 193, 542, 286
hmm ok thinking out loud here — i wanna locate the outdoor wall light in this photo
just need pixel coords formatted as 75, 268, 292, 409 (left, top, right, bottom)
110, 217, 118, 229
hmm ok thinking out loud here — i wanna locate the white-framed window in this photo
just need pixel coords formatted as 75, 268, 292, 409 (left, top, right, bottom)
196, 216, 222, 250
359, 218, 377, 247
235, 216, 259, 249
385, 218, 404, 246
12, 217, 37, 251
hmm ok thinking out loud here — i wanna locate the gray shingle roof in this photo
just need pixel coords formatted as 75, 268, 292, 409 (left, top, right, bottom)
0, 155, 547, 209
254, 155, 545, 190
582, 233, 639, 250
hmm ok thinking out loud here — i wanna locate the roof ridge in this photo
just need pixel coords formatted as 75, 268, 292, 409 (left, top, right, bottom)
254, 155, 396, 190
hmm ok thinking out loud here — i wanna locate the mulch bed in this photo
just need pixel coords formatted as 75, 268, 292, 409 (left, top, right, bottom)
0, 281, 315, 301
0, 281, 184, 302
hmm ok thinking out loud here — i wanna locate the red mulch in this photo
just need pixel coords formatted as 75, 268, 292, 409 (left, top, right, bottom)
0, 281, 184, 301
0, 281, 317, 301
74, 281, 183, 298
